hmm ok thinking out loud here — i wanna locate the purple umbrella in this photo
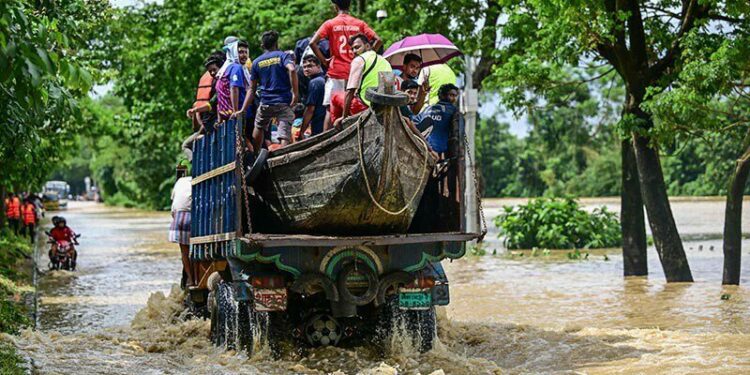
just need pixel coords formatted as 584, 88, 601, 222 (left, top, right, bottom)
383, 34, 462, 69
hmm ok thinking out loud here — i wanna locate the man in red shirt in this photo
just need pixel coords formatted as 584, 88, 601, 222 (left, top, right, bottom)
49, 216, 78, 269
309, 0, 382, 109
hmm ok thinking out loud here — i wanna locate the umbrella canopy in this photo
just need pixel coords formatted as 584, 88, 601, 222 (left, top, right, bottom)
383, 34, 462, 69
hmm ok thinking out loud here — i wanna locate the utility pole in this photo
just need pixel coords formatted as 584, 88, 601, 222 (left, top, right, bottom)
463, 55, 479, 234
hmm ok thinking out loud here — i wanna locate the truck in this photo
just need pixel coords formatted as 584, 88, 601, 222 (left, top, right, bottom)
186, 77, 483, 354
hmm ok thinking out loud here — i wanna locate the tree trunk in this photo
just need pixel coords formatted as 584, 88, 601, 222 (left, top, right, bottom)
722, 129, 750, 285
621, 140, 648, 276
632, 133, 693, 282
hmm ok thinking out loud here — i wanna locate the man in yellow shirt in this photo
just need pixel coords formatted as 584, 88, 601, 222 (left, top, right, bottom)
417, 63, 457, 107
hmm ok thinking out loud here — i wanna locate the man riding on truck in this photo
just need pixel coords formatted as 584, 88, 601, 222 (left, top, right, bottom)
327, 33, 392, 130
309, 0, 382, 113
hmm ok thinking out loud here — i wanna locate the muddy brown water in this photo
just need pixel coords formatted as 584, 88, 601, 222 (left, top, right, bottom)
5, 200, 750, 374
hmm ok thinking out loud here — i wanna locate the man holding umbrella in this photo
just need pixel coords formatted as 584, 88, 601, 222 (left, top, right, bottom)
383, 34, 461, 108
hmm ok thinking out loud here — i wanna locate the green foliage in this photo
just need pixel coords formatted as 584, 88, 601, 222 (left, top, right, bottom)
0, 300, 29, 335
0, 342, 25, 375
467, 242, 487, 256
476, 117, 524, 197
0, 0, 111, 192
566, 249, 590, 261
0, 231, 31, 355
495, 198, 622, 250
0, 231, 31, 280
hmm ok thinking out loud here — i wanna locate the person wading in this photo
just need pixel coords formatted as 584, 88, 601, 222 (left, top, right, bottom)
169, 164, 194, 287
4, 192, 22, 234
21, 199, 38, 243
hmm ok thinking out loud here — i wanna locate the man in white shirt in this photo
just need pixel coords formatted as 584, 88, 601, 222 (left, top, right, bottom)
169, 165, 193, 287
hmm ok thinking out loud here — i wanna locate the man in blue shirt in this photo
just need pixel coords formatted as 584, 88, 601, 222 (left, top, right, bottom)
399, 79, 420, 123
418, 83, 459, 157
296, 55, 327, 140
217, 40, 250, 121
243, 31, 299, 151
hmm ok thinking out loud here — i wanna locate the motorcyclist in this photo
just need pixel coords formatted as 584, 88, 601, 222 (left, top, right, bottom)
49, 216, 79, 270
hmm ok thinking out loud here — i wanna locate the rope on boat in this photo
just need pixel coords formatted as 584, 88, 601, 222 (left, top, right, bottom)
356, 110, 431, 216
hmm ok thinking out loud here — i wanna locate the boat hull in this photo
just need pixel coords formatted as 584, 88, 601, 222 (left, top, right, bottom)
251, 106, 434, 235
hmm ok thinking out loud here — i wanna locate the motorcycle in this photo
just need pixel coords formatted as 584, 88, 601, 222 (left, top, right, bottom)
46, 231, 81, 271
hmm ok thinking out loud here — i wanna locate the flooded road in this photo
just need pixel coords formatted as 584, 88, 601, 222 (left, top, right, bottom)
8, 199, 750, 374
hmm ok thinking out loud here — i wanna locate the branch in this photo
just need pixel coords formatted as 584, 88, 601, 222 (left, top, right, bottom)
642, 5, 681, 19
548, 68, 616, 89
708, 12, 745, 24
648, 0, 711, 83
472, 0, 501, 88
624, 0, 649, 69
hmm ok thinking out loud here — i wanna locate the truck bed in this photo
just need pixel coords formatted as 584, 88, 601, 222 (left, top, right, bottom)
241, 231, 480, 248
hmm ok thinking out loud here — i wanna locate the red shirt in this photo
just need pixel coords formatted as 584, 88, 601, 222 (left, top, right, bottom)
315, 13, 377, 80
50, 226, 75, 243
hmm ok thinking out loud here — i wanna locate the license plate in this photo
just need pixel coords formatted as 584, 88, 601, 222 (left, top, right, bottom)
398, 288, 432, 310
253, 288, 287, 311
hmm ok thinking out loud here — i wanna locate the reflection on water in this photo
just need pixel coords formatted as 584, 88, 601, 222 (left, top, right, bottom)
36, 202, 177, 333
11, 199, 750, 374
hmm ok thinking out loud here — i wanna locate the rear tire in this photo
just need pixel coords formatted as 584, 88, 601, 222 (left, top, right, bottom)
365, 88, 409, 107
210, 282, 237, 349
378, 296, 436, 353
237, 300, 269, 355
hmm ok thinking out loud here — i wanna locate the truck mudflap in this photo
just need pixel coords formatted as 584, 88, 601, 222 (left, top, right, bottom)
424, 261, 450, 306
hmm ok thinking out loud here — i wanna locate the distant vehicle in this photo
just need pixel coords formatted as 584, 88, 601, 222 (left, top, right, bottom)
43, 181, 70, 210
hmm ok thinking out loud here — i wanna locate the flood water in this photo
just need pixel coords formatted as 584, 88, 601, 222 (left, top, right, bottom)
7, 199, 750, 374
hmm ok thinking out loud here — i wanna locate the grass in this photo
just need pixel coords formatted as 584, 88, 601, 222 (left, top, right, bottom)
0, 230, 35, 374
0, 342, 24, 375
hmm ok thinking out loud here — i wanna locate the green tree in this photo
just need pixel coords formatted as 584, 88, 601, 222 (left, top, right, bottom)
475, 117, 522, 197
488, 1, 749, 282
645, 25, 750, 284
0, 0, 110, 224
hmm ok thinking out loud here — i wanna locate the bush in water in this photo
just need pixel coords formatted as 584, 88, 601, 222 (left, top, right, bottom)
495, 198, 622, 250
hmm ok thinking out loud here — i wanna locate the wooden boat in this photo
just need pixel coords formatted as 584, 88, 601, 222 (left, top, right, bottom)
250, 88, 436, 235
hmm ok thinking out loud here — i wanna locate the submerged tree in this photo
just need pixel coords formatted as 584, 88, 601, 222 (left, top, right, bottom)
646, 25, 750, 284
490, 1, 748, 281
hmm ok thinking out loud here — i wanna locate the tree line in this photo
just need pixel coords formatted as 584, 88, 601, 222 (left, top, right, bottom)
3, 0, 748, 284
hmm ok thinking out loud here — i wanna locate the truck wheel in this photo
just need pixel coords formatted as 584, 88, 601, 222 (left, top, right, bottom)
245, 148, 268, 185
237, 300, 268, 355
365, 88, 409, 107
337, 261, 378, 306
210, 282, 237, 349
378, 295, 436, 353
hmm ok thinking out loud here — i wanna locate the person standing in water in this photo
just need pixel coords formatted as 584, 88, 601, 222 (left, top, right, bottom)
169, 164, 193, 287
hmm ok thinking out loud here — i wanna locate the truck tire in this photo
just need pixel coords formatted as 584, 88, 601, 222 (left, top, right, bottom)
337, 261, 378, 306
237, 300, 269, 355
365, 88, 409, 107
210, 282, 237, 349
378, 295, 436, 353
245, 148, 268, 185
